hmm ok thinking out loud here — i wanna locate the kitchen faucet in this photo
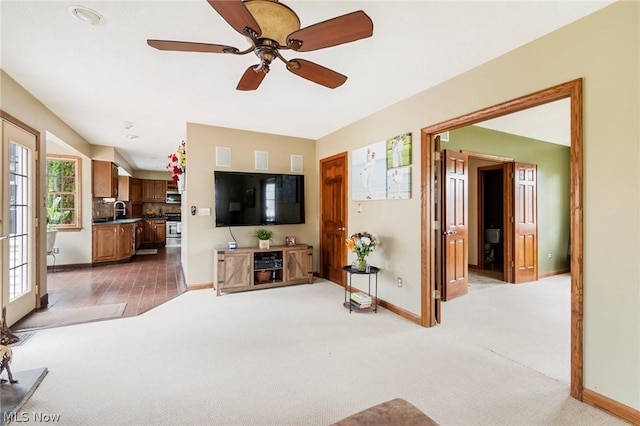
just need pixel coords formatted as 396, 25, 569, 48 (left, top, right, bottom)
113, 201, 126, 221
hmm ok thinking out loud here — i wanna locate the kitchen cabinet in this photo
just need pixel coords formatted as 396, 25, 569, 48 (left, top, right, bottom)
118, 177, 143, 218
118, 177, 142, 202
92, 160, 118, 198
143, 219, 166, 244
142, 179, 167, 202
92, 222, 136, 263
135, 221, 144, 249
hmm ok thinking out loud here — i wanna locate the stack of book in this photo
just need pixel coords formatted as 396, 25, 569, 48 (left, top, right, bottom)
350, 292, 372, 309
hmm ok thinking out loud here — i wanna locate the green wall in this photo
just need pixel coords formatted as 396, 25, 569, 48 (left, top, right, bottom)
446, 125, 571, 275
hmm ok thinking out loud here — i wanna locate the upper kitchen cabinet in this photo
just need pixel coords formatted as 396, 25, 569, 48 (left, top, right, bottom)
118, 177, 142, 203
142, 179, 167, 202
118, 177, 143, 218
92, 160, 118, 198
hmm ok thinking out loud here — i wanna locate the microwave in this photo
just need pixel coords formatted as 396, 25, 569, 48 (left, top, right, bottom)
166, 192, 182, 204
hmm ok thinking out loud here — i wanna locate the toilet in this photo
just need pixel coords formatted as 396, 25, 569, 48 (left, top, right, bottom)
485, 228, 502, 244
484, 228, 502, 265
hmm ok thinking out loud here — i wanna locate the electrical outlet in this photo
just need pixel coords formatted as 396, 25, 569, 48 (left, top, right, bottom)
53, 247, 60, 254
547, 252, 552, 259
397, 277, 403, 287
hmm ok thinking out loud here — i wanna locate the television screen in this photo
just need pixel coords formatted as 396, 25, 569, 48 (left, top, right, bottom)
214, 171, 305, 227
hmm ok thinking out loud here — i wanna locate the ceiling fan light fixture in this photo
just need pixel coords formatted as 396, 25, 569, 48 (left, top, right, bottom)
68, 5, 105, 26
244, 0, 300, 46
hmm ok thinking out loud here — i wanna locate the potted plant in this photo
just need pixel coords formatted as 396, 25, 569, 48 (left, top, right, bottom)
46, 196, 70, 253
255, 228, 272, 249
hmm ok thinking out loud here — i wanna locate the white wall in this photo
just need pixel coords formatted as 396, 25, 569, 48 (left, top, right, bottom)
317, 1, 639, 410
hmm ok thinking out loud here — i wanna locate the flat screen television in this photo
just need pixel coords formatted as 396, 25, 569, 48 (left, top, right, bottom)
214, 171, 305, 227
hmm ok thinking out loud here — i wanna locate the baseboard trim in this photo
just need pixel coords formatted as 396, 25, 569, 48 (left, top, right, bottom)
331, 280, 422, 326
582, 388, 640, 424
539, 268, 570, 279
47, 262, 93, 272
376, 299, 421, 325
187, 283, 214, 291
38, 293, 49, 309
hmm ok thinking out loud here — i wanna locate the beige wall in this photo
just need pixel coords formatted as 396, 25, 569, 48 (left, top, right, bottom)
1, 70, 97, 299
317, 2, 639, 410
46, 135, 93, 266
183, 123, 317, 286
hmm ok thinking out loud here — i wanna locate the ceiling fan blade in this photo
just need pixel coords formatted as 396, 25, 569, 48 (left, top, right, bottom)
207, 0, 261, 38
287, 11, 373, 52
286, 59, 347, 89
237, 65, 267, 91
147, 39, 238, 54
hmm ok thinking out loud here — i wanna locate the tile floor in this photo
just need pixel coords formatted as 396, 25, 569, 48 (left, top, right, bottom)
45, 247, 186, 318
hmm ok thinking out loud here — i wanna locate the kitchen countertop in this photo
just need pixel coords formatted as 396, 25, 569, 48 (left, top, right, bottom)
92, 218, 145, 225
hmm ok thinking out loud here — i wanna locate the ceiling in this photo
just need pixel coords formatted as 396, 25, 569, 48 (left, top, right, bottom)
1, 1, 610, 172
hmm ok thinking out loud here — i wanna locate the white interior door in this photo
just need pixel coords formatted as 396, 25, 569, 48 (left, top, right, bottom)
2, 120, 37, 326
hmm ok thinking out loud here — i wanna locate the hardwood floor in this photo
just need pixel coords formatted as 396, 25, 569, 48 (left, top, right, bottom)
45, 246, 186, 318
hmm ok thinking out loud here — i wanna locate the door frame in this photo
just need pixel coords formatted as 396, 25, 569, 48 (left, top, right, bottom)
1, 110, 43, 323
477, 163, 507, 278
420, 79, 583, 399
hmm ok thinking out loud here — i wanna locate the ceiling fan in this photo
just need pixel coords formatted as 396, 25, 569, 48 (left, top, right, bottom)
147, 0, 373, 91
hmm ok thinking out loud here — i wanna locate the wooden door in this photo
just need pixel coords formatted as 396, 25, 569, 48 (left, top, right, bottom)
442, 150, 469, 300
508, 162, 538, 283
320, 153, 348, 285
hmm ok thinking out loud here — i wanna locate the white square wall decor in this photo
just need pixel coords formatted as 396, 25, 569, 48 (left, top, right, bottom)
291, 155, 303, 173
255, 151, 268, 170
215, 146, 231, 167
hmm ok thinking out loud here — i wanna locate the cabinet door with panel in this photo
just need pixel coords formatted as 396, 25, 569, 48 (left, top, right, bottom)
118, 224, 134, 258
286, 246, 313, 283
135, 221, 144, 249
142, 179, 167, 202
143, 219, 166, 243
92, 160, 119, 198
92, 225, 118, 262
152, 220, 166, 243
219, 252, 252, 291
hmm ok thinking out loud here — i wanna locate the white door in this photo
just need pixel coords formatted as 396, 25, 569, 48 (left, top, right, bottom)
1, 120, 37, 326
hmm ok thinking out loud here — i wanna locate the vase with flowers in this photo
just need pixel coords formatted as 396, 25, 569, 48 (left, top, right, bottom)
166, 140, 186, 191
345, 231, 378, 271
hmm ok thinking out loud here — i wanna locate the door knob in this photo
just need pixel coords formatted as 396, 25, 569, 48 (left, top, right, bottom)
0, 235, 8, 240
443, 230, 456, 235
338, 227, 345, 231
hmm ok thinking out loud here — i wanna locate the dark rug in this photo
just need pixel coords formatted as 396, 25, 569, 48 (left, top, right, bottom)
0, 368, 48, 425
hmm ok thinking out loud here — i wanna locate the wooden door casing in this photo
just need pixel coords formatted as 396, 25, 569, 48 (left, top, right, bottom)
320, 153, 348, 286
442, 150, 469, 300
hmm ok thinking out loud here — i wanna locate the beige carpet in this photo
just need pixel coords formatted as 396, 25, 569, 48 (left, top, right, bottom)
9, 279, 626, 425
13, 303, 126, 331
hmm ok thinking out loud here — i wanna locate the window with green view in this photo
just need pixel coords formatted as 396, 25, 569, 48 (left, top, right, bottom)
46, 156, 81, 230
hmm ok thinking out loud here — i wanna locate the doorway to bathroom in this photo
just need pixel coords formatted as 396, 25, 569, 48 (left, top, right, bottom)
478, 164, 505, 279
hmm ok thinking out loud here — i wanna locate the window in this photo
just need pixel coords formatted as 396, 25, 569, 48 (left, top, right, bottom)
264, 178, 276, 223
46, 155, 81, 230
